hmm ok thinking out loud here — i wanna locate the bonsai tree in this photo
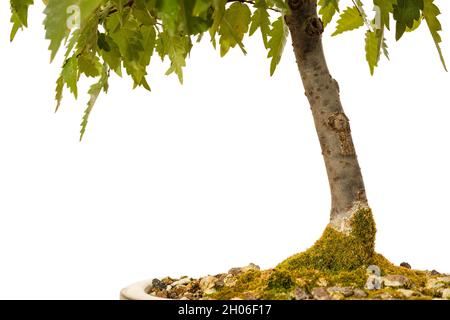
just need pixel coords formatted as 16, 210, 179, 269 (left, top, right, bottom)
8, 0, 447, 298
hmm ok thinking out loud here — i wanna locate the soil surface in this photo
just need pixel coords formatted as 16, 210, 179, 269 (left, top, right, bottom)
147, 260, 450, 300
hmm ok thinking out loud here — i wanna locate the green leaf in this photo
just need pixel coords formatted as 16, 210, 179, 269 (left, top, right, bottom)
128, 24, 157, 89
44, 0, 103, 61
98, 34, 122, 76
132, 0, 157, 26
179, 0, 212, 36
365, 29, 384, 75
80, 66, 109, 141
405, 16, 422, 32
249, 0, 271, 48
61, 56, 79, 98
10, 0, 34, 26
10, 0, 34, 41
422, 0, 447, 71
318, 0, 339, 28
10, 13, 22, 41
139, 25, 157, 71
365, 30, 377, 75
393, 0, 423, 40
193, 0, 212, 16
267, 16, 288, 76
332, 6, 364, 36
78, 53, 102, 77
218, 2, 251, 57
209, 0, 227, 45
111, 23, 144, 61
75, 14, 100, 54
160, 32, 192, 84
156, 0, 180, 34
381, 36, 390, 60
55, 75, 64, 112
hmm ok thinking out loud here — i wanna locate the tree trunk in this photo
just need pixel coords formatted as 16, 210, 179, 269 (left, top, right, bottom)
285, 0, 369, 234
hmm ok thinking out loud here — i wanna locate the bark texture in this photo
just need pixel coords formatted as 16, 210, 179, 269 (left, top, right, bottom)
285, 0, 369, 233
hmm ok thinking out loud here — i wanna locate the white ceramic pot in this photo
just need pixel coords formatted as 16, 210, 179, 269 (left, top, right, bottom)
120, 279, 170, 300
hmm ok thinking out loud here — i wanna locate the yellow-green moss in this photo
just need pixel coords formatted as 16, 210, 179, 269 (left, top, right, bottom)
267, 269, 295, 290
208, 208, 431, 300
209, 269, 267, 300
278, 208, 376, 272
371, 253, 428, 288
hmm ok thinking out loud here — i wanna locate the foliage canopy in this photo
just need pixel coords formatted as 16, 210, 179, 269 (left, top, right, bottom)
8, 0, 447, 139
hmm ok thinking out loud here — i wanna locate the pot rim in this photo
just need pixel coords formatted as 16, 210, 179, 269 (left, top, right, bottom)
120, 279, 171, 300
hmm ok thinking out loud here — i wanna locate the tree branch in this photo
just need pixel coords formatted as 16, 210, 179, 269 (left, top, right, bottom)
105, 0, 281, 18
228, 0, 281, 12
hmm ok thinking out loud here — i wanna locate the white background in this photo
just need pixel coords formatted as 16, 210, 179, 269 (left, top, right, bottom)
0, 1, 449, 300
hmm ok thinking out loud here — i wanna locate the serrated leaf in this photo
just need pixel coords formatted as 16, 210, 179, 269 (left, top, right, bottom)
139, 25, 157, 70
54, 75, 64, 112
161, 32, 191, 84
267, 16, 288, 76
381, 36, 390, 60
61, 56, 79, 98
209, 0, 227, 46
365, 31, 377, 75
10, 0, 34, 26
249, 0, 271, 48
157, 0, 180, 35
44, 0, 103, 61
318, 0, 339, 28
365, 30, 383, 75
10, 0, 34, 41
75, 14, 99, 54
99, 36, 122, 76
332, 6, 364, 36
405, 16, 421, 32
78, 53, 102, 77
80, 66, 109, 141
10, 13, 22, 41
393, 0, 423, 40
178, 0, 211, 36
422, 0, 447, 71
218, 2, 251, 57
133, 0, 157, 26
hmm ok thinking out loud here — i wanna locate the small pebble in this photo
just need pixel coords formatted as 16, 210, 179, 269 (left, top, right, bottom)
353, 289, 368, 298
400, 262, 411, 269
311, 287, 331, 300
152, 278, 167, 290
172, 277, 191, 286
430, 270, 440, 276
294, 287, 311, 300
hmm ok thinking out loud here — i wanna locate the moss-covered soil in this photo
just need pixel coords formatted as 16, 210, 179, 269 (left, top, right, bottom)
148, 209, 450, 300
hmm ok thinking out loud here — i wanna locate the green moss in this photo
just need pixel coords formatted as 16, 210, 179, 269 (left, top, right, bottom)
329, 269, 367, 288
278, 208, 376, 272
267, 269, 295, 290
208, 208, 431, 300
371, 253, 428, 288
209, 269, 266, 300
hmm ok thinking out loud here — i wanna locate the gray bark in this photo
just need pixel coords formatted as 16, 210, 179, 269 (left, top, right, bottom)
285, 0, 369, 233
